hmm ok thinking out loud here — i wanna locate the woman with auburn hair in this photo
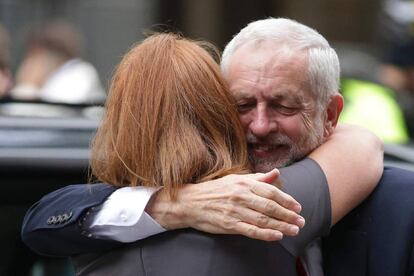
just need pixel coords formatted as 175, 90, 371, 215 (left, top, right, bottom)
91, 33, 250, 198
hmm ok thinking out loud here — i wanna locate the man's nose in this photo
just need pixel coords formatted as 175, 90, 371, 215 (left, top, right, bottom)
249, 108, 276, 138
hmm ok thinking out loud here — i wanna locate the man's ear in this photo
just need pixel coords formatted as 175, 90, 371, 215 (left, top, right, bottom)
323, 93, 344, 138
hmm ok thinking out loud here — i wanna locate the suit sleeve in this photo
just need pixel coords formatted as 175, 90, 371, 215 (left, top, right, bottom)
21, 183, 121, 257
278, 158, 331, 256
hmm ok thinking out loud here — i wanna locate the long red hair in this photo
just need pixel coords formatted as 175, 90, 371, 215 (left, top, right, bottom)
91, 33, 250, 198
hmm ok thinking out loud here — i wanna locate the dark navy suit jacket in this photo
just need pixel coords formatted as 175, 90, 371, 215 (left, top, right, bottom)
22, 167, 414, 275
323, 166, 414, 276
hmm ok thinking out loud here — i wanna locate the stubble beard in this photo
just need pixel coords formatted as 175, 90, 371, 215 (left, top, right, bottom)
247, 119, 325, 172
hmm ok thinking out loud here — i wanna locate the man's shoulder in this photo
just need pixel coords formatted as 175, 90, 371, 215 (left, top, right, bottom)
331, 166, 414, 231
382, 165, 414, 183
372, 166, 414, 204
323, 167, 414, 275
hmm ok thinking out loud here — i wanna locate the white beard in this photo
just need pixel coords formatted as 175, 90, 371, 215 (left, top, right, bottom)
247, 117, 325, 172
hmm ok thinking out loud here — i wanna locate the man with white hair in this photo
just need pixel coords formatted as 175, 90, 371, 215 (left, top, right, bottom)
22, 18, 414, 275
221, 18, 342, 172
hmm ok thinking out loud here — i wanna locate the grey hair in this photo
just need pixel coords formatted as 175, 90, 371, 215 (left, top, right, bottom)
221, 18, 340, 107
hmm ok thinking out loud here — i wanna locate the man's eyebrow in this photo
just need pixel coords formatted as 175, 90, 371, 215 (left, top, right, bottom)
269, 93, 304, 106
232, 90, 253, 99
269, 94, 287, 101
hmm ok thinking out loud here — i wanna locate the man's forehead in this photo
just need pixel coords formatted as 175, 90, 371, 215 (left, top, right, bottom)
228, 43, 309, 83
227, 40, 316, 103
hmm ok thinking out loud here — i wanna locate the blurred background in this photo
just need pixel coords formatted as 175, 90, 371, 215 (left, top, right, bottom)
1, 0, 414, 275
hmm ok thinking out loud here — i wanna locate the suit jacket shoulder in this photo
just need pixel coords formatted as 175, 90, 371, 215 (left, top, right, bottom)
323, 166, 414, 276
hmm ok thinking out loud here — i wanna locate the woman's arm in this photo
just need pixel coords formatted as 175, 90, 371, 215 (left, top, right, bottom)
309, 123, 384, 225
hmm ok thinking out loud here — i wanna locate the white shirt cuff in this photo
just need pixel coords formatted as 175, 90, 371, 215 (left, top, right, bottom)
84, 186, 166, 242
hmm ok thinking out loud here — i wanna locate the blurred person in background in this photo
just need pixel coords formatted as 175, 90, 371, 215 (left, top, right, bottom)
11, 20, 105, 104
0, 23, 12, 98
339, 77, 410, 144
334, 0, 414, 144
378, 0, 414, 139
336, 44, 410, 144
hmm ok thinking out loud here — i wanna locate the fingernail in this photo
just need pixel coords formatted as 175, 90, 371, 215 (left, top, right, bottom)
296, 217, 305, 228
293, 203, 302, 213
273, 232, 283, 240
290, 225, 299, 235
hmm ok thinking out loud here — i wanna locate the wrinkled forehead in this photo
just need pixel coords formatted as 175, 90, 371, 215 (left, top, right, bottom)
228, 40, 310, 78
228, 42, 314, 97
